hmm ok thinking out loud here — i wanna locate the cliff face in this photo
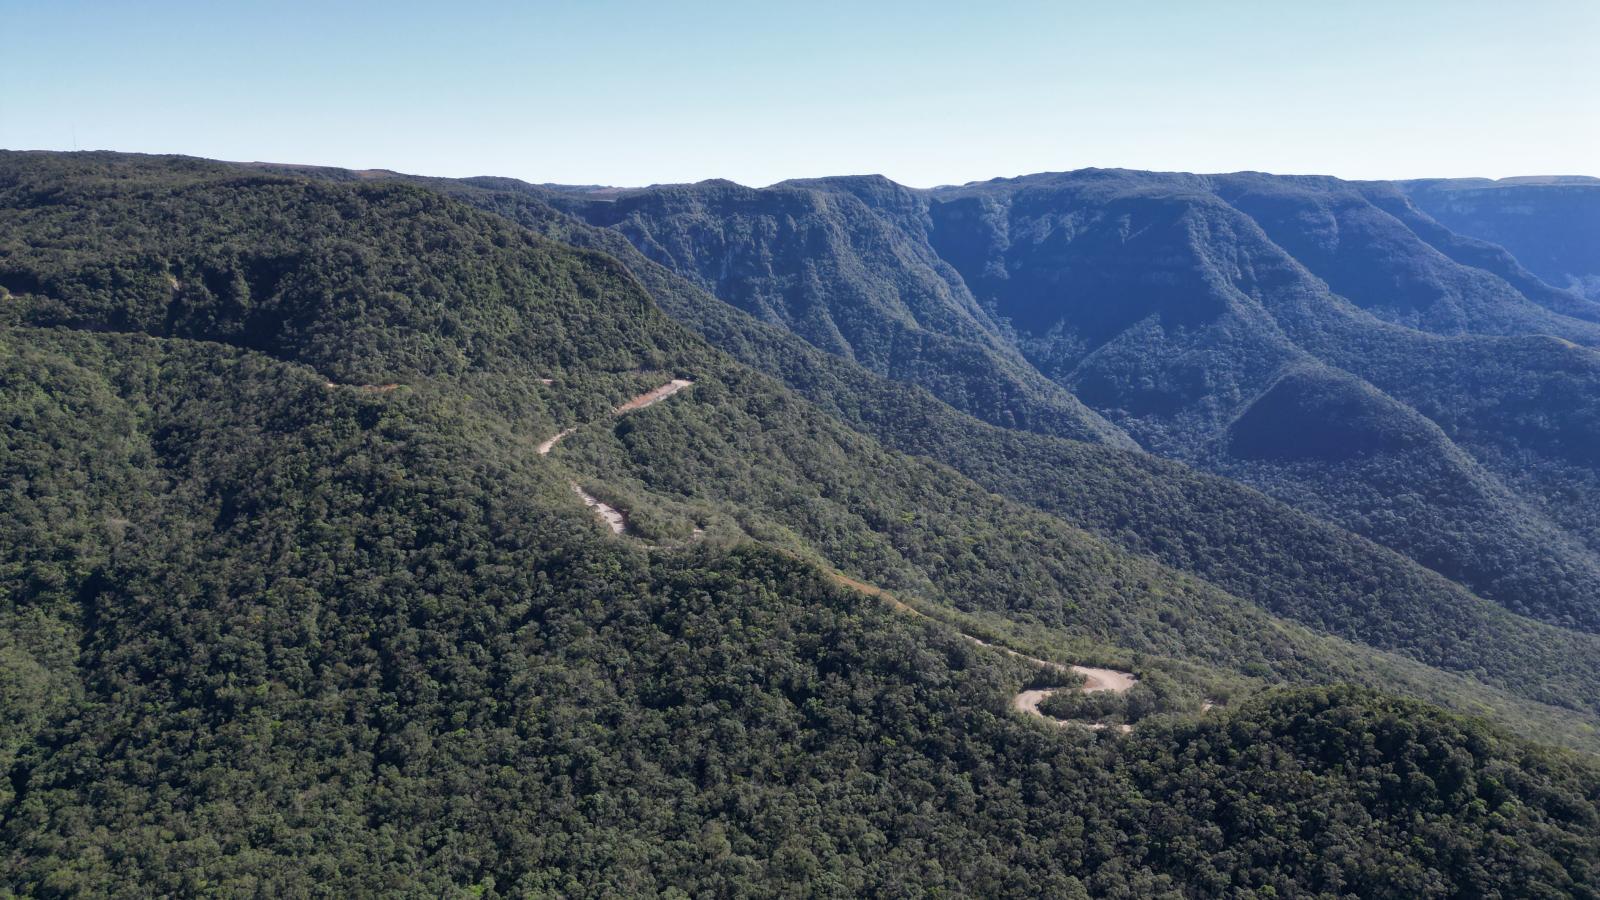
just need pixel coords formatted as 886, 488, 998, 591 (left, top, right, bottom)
1403, 176, 1600, 301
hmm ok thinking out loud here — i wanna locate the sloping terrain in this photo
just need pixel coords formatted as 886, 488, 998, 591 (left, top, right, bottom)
348, 166, 1600, 725
531, 175, 1135, 447
548, 167, 1600, 633
4, 152, 1600, 895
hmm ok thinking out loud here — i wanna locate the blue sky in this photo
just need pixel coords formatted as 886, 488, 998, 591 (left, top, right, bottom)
3, 0, 1595, 186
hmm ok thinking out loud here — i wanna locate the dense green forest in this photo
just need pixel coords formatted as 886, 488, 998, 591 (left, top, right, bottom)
4, 151, 1600, 895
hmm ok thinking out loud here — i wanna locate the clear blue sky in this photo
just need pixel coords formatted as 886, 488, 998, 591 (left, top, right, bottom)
3, 0, 1595, 186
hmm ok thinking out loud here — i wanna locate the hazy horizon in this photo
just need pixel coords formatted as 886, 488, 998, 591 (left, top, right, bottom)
4, 0, 1596, 187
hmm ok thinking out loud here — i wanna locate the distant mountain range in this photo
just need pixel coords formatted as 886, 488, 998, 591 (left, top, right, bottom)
526, 168, 1600, 633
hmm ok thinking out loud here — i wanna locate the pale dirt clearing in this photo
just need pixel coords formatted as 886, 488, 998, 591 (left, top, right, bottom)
1074, 666, 1138, 694
1010, 689, 1058, 717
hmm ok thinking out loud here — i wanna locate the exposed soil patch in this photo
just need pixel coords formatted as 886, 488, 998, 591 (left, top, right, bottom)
1074, 666, 1138, 694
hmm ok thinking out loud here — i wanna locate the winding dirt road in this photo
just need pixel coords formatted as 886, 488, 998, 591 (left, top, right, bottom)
966, 637, 1136, 695
537, 384, 1174, 728
823, 572, 1140, 731
995, 655, 1137, 732
538, 377, 696, 531
1009, 690, 1133, 732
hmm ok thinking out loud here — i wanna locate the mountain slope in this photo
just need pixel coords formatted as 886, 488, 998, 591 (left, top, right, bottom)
8, 335, 1598, 895
1209, 173, 1600, 341
6, 151, 1600, 895
306, 166, 1600, 722
932, 172, 1600, 630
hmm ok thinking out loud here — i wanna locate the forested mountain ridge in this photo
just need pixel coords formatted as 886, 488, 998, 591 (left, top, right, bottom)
4, 151, 1600, 895
542, 167, 1600, 634
518, 174, 1137, 448
366, 166, 1600, 720
14, 152, 1595, 725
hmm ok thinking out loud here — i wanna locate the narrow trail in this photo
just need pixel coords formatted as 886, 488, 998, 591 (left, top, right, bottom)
537, 429, 575, 456
323, 381, 401, 393
538, 377, 696, 532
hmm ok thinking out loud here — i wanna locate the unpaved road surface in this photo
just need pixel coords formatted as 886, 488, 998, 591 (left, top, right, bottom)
1010, 689, 1061, 717
1010, 690, 1133, 733
615, 378, 693, 413
538, 379, 694, 458
1009, 666, 1138, 733
573, 484, 626, 534
823, 573, 1141, 732
537, 428, 575, 456
966, 636, 1137, 696
1074, 666, 1137, 693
